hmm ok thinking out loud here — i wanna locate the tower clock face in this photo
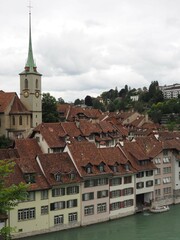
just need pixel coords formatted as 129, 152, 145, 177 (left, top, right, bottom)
23, 91, 29, 98
35, 91, 39, 98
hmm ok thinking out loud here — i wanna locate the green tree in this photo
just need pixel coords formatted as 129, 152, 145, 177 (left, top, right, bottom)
42, 93, 59, 122
92, 99, 105, 112
0, 160, 27, 239
85, 95, 93, 106
74, 98, 84, 105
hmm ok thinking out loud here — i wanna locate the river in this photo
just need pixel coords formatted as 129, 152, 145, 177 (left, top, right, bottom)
23, 204, 180, 240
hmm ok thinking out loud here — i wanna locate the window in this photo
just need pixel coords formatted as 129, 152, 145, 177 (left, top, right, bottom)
163, 150, 168, 156
54, 215, 64, 225
146, 170, 153, 177
163, 167, 171, 174
84, 180, 95, 188
52, 188, 65, 197
54, 173, 61, 182
69, 172, 76, 180
97, 203, 107, 213
36, 79, 38, 89
97, 190, 108, 198
12, 116, 15, 125
124, 176, 132, 184
24, 173, 36, 184
41, 190, 48, 200
19, 116, 22, 125
111, 177, 122, 186
163, 157, 170, 163
67, 186, 79, 195
110, 202, 121, 211
155, 178, 161, 185
163, 187, 171, 195
179, 162, 180, 168
124, 199, 133, 208
98, 163, 105, 172
96, 178, 108, 186
123, 188, 133, 196
0, 118, 1, 127
155, 189, 161, 196
154, 158, 161, 164
68, 212, 78, 223
136, 172, 144, 178
136, 182, 144, 189
18, 208, 35, 221
82, 192, 94, 201
112, 165, 118, 173
146, 180, 153, 187
50, 201, 65, 211
67, 199, 77, 208
84, 205, 94, 216
163, 177, 171, 184
110, 190, 121, 198
41, 205, 48, 215
25, 79, 28, 89
154, 168, 161, 175
25, 191, 35, 201
179, 172, 180, 180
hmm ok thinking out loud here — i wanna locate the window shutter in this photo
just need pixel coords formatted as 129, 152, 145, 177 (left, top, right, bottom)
67, 187, 70, 195
50, 203, 55, 211
52, 189, 55, 197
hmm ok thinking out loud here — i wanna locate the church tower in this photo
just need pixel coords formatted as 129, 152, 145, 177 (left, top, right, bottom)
19, 6, 42, 128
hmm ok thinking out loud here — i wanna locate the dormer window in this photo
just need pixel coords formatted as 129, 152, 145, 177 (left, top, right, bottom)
125, 164, 130, 171
98, 163, 105, 173
24, 173, 36, 184
85, 164, 92, 174
54, 173, 61, 182
69, 172, 76, 180
113, 165, 118, 173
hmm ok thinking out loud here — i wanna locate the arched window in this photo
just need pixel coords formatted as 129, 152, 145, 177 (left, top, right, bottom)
12, 116, 15, 125
36, 79, 38, 89
19, 116, 22, 125
25, 79, 28, 89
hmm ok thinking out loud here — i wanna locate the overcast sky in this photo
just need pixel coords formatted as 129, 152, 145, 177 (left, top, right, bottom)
1, 0, 180, 102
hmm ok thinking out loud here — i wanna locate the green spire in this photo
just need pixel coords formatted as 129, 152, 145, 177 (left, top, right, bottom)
25, 9, 37, 72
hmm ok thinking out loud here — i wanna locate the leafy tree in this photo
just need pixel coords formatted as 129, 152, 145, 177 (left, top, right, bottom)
85, 95, 93, 106
57, 97, 65, 104
74, 98, 84, 105
0, 160, 27, 239
42, 93, 59, 122
92, 99, 105, 112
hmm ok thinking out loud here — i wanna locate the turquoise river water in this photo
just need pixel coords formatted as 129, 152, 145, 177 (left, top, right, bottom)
24, 205, 180, 240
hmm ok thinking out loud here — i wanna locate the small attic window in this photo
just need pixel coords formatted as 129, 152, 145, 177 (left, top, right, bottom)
24, 173, 36, 184
98, 163, 105, 173
54, 173, 61, 182
125, 164, 130, 171
85, 164, 92, 174
112, 165, 118, 173
69, 172, 76, 180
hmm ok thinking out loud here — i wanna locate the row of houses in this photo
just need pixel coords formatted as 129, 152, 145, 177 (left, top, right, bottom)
1, 133, 180, 238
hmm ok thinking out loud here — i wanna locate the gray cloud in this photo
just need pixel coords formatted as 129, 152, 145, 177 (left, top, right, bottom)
1, 0, 180, 102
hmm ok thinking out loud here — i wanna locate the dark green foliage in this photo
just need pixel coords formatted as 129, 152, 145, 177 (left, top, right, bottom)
0, 136, 12, 149
42, 93, 59, 122
74, 98, 84, 105
85, 95, 93, 106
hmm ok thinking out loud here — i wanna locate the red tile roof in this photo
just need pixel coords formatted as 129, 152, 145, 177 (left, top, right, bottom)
67, 141, 112, 177
37, 152, 81, 186
9, 95, 30, 114
0, 91, 15, 113
15, 139, 43, 158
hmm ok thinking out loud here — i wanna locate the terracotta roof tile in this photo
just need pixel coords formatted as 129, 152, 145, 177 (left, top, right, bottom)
9, 95, 30, 114
37, 152, 81, 186
0, 149, 19, 160
15, 139, 43, 158
0, 91, 15, 113
61, 122, 81, 137
67, 141, 112, 177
